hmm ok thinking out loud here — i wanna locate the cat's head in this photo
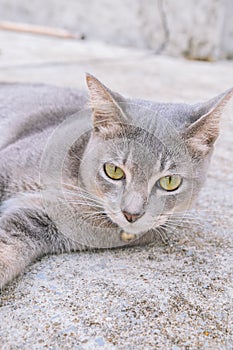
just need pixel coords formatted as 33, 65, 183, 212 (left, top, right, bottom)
78, 74, 233, 238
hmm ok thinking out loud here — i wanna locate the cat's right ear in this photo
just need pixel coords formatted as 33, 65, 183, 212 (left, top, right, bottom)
184, 87, 233, 156
86, 73, 127, 136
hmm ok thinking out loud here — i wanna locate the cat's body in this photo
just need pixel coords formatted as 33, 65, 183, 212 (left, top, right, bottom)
0, 84, 87, 199
0, 75, 232, 288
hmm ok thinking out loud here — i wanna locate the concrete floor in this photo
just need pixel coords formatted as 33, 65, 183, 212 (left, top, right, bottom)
0, 31, 233, 349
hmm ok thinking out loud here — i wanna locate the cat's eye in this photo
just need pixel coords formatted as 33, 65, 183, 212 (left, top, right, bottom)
158, 175, 182, 191
104, 163, 125, 180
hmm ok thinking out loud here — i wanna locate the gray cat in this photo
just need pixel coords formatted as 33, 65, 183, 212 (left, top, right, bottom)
0, 74, 232, 289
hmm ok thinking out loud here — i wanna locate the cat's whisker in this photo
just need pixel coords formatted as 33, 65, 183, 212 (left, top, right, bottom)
60, 182, 100, 198
164, 214, 197, 219
149, 212, 206, 240
45, 185, 109, 224
165, 217, 205, 227
159, 223, 179, 233
171, 208, 229, 215
81, 211, 107, 220
55, 209, 107, 228
61, 188, 103, 202
164, 213, 203, 221
166, 217, 203, 224
160, 222, 192, 240
64, 200, 103, 208
67, 198, 104, 209
165, 218, 198, 224
61, 193, 100, 201
154, 227, 170, 244
60, 187, 105, 205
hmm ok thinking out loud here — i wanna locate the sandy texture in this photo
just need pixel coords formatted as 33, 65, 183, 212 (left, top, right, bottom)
0, 32, 233, 349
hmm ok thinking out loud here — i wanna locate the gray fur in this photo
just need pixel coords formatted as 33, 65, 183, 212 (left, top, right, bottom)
0, 75, 232, 288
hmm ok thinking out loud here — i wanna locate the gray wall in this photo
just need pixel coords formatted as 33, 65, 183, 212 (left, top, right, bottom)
1, 0, 233, 59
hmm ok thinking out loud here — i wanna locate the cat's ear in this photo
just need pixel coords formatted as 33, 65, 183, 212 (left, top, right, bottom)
86, 73, 127, 136
184, 88, 233, 155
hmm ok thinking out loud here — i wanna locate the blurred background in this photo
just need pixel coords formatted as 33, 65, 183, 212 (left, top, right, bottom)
0, 0, 233, 100
1, 0, 233, 59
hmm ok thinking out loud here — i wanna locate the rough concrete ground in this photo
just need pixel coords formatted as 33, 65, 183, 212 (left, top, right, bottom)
0, 32, 233, 350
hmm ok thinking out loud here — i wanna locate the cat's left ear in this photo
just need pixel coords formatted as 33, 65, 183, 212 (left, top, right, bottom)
184, 88, 233, 155
86, 73, 127, 136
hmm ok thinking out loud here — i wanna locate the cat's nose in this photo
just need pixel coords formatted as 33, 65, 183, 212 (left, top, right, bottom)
122, 211, 143, 223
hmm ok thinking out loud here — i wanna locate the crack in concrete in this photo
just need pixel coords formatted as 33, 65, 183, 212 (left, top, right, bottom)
156, 0, 170, 54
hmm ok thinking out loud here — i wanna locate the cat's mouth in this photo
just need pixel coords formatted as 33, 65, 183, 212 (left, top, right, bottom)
97, 212, 141, 243
105, 209, 169, 242
106, 210, 155, 236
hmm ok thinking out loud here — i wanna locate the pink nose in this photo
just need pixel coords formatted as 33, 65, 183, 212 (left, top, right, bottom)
122, 211, 142, 223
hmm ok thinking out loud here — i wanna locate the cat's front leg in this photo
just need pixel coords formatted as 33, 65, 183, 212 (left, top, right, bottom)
0, 227, 39, 289
0, 207, 68, 289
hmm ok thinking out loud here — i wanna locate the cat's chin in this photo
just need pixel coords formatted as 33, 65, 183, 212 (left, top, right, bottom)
119, 225, 147, 235
106, 210, 168, 236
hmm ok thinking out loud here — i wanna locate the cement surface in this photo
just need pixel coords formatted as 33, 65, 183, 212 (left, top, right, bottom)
1, 0, 233, 59
0, 32, 233, 349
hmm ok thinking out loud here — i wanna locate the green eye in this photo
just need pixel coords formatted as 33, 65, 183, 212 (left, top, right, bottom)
158, 175, 182, 191
104, 163, 125, 180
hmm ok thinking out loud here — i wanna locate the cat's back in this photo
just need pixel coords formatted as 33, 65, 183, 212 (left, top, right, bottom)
0, 83, 88, 150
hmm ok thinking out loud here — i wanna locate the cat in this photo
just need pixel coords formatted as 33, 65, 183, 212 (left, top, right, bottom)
0, 74, 232, 289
